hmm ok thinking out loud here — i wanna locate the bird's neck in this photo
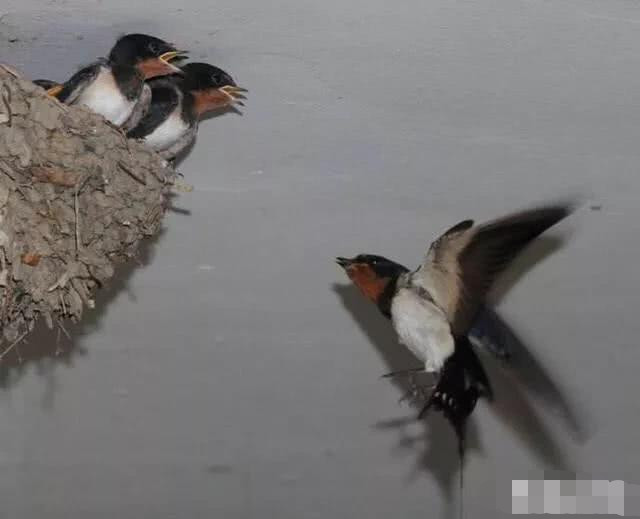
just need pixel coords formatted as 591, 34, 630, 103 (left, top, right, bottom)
190, 89, 230, 117
377, 273, 402, 318
181, 91, 198, 123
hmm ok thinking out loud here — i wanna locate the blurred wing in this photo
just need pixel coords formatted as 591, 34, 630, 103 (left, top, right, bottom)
413, 204, 573, 336
411, 219, 474, 332
468, 305, 514, 360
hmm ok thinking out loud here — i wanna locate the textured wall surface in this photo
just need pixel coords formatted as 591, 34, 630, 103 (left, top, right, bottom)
1, 1, 639, 517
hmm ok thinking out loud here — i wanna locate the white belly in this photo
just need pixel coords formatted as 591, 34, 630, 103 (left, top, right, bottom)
390, 287, 454, 372
75, 68, 135, 126
143, 110, 190, 151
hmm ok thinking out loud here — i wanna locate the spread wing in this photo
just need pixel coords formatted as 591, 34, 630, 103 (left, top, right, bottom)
56, 61, 104, 104
412, 204, 573, 336
126, 79, 181, 139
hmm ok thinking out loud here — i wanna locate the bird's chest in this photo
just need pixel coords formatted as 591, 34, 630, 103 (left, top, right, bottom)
144, 110, 191, 150
390, 287, 454, 371
76, 69, 135, 126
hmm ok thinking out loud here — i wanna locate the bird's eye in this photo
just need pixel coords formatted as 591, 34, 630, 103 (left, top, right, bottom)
148, 43, 160, 53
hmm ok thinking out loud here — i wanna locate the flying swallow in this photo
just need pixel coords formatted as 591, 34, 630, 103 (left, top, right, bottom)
126, 62, 246, 160
336, 203, 574, 452
44, 33, 186, 129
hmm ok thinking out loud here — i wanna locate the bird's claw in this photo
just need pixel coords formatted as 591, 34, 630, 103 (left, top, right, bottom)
382, 368, 437, 406
398, 378, 435, 405
398, 386, 420, 405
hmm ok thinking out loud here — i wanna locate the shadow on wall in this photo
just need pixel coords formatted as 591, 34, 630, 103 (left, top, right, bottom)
332, 235, 586, 517
481, 236, 587, 442
0, 229, 166, 400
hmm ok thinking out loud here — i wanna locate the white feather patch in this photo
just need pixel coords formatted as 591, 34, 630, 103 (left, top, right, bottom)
391, 287, 455, 372
143, 109, 190, 151
74, 67, 135, 126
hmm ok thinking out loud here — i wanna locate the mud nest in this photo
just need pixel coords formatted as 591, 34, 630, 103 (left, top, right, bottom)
0, 66, 178, 354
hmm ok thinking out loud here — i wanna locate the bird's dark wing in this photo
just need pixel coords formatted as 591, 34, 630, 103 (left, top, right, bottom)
126, 81, 181, 139
33, 79, 59, 90
121, 83, 151, 132
412, 204, 574, 336
56, 62, 103, 103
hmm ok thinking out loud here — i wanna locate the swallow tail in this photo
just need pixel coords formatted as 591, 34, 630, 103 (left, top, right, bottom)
419, 336, 492, 456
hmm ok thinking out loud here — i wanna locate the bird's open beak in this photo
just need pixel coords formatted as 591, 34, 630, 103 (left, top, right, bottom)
139, 50, 188, 78
159, 50, 188, 65
225, 86, 248, 93
159, 50, 188, 74
335, 257, 355, 269
193, 85, 248, 115
219, 85, 248, 106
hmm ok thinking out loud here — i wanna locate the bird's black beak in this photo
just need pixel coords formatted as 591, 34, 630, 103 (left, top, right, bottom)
335, 257, 354, 269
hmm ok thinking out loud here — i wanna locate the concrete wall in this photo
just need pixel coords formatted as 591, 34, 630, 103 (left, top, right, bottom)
1, 1, 639, 517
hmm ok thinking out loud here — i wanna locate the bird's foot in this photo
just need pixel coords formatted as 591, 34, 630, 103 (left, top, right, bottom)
400, 371, 437, 404
398, 381, 435, 405
382, 368, 437, 405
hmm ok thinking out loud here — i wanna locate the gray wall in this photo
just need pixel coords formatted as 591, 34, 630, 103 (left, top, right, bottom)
1, 1, 639, 517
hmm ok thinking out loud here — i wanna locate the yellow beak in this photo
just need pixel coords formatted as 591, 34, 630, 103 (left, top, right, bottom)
159, 50, 187, 63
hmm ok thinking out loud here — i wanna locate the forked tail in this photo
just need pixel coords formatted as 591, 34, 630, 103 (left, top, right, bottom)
419, 336, 492, 456
419, 337, 493, 519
